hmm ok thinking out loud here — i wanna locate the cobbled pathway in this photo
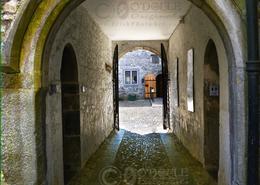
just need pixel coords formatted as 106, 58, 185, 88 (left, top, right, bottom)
69, 100, 217, 185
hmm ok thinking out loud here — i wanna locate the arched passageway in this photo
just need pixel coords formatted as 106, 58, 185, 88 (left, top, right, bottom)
118, 49, 164, 135
60, 44, 81, 184
203, 40, 220, 181
1, 0, 248, 185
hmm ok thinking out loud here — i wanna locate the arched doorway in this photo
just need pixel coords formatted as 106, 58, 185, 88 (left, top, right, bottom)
60, 44, 81, 184
156, 74, 163, 98
118, 49, 165, 134
203, 40, 220, 181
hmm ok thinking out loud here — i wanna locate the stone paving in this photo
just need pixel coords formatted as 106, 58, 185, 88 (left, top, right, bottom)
119, 99, 166, 135
68, 100, 217, 185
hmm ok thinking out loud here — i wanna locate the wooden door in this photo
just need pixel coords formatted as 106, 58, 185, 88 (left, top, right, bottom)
144, 74, 156, 99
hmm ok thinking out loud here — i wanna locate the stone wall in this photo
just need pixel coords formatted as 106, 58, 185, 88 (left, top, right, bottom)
119, 50, 162, 99
168, 5, 230, 185
43, 5, 113, 184
2, 3, 114, 185
1, 0, 22, 41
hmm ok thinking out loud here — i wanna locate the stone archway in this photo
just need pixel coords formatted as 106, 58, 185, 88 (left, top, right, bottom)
118, 45, 161, 58
1, 1, 247, 185
60, 44, 81, 184
203, 39, 220, 181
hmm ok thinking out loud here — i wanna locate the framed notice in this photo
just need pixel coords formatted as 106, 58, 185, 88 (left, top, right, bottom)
187, 49, 194, 112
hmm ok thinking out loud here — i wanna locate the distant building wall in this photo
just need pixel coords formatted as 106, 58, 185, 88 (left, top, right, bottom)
119, 50, 162, 100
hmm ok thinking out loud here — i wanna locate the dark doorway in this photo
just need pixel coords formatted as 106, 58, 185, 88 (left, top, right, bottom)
156, 74, 163, 97
60, 44, 81, 184
203, 40, 220, 181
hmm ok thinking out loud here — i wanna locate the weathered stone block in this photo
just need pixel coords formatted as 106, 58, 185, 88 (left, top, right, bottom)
3, 0, 18, 14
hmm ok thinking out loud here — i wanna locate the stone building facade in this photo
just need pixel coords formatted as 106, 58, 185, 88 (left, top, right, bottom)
119, 50, 162, 99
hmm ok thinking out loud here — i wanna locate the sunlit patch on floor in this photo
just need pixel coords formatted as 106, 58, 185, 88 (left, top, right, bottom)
119, 99, 168, 135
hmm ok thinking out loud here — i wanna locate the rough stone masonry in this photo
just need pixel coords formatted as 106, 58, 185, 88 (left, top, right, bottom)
119, 50, 162, 99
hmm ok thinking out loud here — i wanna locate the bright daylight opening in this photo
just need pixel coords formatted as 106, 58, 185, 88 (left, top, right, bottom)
118, 49, 168, 135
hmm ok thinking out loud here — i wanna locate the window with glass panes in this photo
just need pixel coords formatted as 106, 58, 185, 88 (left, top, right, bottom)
124, 70, 138, 85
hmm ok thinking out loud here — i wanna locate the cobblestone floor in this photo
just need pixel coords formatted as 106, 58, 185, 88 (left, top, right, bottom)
68, 100, 217, 185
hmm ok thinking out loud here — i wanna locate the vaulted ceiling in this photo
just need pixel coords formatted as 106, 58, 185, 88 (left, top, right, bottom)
82, 0, 191, 40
